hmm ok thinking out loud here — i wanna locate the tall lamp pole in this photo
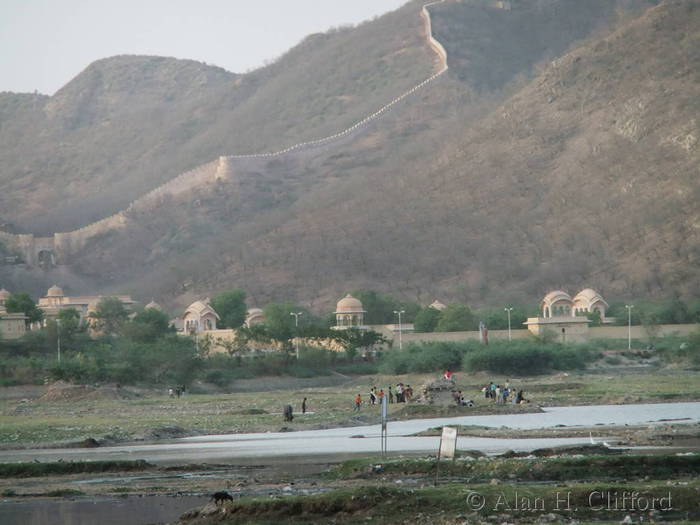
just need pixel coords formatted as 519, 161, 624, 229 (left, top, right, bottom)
625, 305, 634, 350
56, 318, 61, 363
393, 310, 405, 350
504, 307, 513, 342
290, 312, 303, 358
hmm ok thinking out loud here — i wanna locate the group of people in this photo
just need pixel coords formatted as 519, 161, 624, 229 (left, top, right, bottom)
482, 381, 528, 404
355, 383, 415, 411
168, 385, 187, 398
452, 390, 474, 407
282, 397, 308, 422
394, 383, 413, 403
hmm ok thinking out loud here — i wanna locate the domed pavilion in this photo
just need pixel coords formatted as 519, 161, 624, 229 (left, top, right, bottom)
333, 294, 366, 330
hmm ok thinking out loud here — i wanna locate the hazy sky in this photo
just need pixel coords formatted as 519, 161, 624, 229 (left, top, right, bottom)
0, 0, 409, 95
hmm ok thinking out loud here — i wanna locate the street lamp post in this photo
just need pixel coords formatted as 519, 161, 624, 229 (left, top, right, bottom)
625, 304, 634, 350
504, 307, 513, 342
393, 310, 405, 350
290, 312, 303, 358
56, 318, 61, 363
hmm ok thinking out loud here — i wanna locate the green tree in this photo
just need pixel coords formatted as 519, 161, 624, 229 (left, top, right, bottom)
58, 308, 82, 339
350, 290, 420, 324
413, 307, 441, 332
332, 328, 386, 356
475, 307, 528, 331
259, 303, 315, 353
5, 292, 43, 324
210, 290, 247, 329
124, 308, 171, 343
46, 308, 82, 350
435, 304, 475, 332
90, 297, 129, 335
262, 303, 296, 342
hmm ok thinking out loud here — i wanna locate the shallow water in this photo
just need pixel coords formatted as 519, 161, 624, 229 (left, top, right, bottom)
0, 402, 698, 464
0, 494, 207, 525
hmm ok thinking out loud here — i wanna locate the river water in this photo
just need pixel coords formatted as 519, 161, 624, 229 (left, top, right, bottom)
0, 495, 208, 525
1, 402, 698, 525
0, 402, 698, 464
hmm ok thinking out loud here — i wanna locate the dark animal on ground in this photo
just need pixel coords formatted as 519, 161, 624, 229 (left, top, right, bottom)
211, 491, 233, 505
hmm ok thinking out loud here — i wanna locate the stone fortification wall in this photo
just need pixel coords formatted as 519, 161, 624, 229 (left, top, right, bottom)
422, 1, 449, 72
1, 1, 452, 262
54, 213, 128, 257
126, 159, 221, 213
0, 232, 22, 255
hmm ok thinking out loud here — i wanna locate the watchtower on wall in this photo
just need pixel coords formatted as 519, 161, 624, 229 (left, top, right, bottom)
0, 233, 59, 268
215, 156, 234, 181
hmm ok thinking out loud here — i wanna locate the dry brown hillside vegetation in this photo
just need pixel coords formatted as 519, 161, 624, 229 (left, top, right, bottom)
0, 0, 433, 233
1, 0, 697, 311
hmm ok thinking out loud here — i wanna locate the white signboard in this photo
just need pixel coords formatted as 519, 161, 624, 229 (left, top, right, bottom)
439, 426, 457, 459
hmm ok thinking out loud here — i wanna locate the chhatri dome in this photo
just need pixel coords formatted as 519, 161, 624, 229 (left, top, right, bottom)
245, 307, 265, 327
540, 289, 609, 319
540, 290, 572, 318
145, 300, 162, 311
572, 288, 608, 317
47, 285, 64, 297
429, 300, 447, 311
334, 294, 365, 329
183, 299, 220, 332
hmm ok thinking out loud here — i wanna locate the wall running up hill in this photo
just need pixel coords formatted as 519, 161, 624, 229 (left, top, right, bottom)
0, 0, 454, 266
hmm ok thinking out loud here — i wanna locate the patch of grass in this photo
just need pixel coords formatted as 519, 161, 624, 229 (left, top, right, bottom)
604, 356, 622, 366
44, 489, 85, 497
183, 482, 700, 523
0, 460, 152, 478
328, 454, 700, 483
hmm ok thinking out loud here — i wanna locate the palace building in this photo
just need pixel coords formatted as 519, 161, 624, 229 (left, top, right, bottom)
37, 285, 135, 323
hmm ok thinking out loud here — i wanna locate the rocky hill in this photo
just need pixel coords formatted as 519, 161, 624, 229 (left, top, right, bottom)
2, 0, 697, 311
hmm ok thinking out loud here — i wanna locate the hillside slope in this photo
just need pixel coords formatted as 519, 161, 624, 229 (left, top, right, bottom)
3, 0, 695, 311
0, 1, 433, 233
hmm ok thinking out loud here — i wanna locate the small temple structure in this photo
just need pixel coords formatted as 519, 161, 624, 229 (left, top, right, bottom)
244, 307, 266, 328
333, 294, 366, 330
181, 299, 220, 333
37, 285, 135, 323
525, 288, 612, 342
